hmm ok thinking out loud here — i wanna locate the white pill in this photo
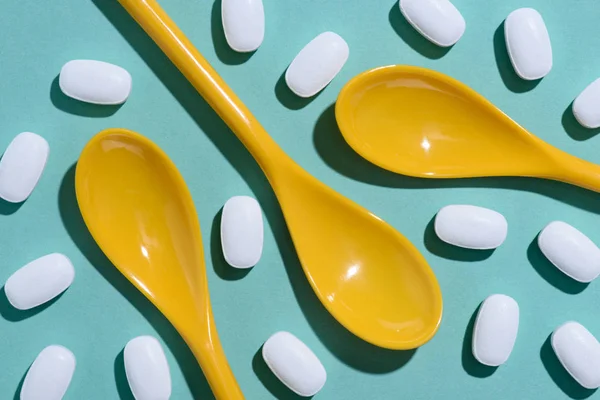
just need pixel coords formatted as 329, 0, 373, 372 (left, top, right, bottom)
21, 345, 76, 400
59, 60, 132, 105
472, 294, 519, 366
399, 0, 465, 47
504, 8, 552, 80
222, 0, 264, 52
434, 205, 508, 249
0, 132, 49, 203
124, 336, 172, 400
285, 32, 349, 98
5, 253, 75, 310
573, 78, 600, 129
552, 321, 600, 389
221, 196, 263, 269
263, 331, 326, 397
538, 221, 600, 283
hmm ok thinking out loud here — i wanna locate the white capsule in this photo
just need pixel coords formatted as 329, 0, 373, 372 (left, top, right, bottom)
222, 0, 264, 52
59, 60, 132, 105
399, 0, 465, 47
124, 336, 172, 400
573, 78, 600, 129
285, 32, 349, 98
538, 221, 600, 283
221, 196, 263, 269
434, 205, 508, 249
5, 253, 75, 310
263, 332, 326, 397
21, 345, 76, 400
552, 321, 600, 389
505, 8, 552, 80
472, 294, 519, 366
0, 132, 49, 203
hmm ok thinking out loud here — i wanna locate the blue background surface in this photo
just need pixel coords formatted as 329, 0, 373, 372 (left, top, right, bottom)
2, 0, 600, 398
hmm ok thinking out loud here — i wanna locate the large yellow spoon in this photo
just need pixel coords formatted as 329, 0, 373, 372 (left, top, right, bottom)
75, 128, 244, 399
116, 0, 442, 350
336, 65, 600, 191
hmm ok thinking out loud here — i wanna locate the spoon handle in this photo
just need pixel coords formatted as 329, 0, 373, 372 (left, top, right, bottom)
117, 0, 288, 178
551, 150, 600, 194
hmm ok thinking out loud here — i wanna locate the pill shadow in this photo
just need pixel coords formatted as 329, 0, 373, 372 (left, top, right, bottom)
0, 286, 64, 322
210, 208, 251, 281
210, 0, 254, 65
114, 349, 135, 400
12, 366, 29, 400
388, 3, 451, 59
92, 0, 414, 375
561, 101, 600, 141
461, 304, 497, 378
274, 71, 320, 110
58, 164, 215, 399
423, 216, 494, 262
0, 198, 24, 215
49, 75, 122, 118
527, 236, 588, 295
493, 22, 541, 93
540, 334, 597, 399
252, 346, 311, 400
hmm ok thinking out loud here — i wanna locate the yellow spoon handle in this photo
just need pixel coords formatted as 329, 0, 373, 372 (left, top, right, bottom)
117, 0, 287, 176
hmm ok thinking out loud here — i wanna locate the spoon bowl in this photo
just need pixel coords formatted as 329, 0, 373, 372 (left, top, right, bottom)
336, 65, 600, 192
117, 0, 443, 351
75, 128, 243, 399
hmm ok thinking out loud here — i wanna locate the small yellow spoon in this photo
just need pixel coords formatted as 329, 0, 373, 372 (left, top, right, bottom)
75, 128, 244, 399
336, 65, 600, 192
116, 0, 443, 350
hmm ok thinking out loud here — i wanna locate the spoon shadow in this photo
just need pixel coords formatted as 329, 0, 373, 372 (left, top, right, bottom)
92, 0, 415, 373
313, 104, 600, 216
58, 164, 215, 399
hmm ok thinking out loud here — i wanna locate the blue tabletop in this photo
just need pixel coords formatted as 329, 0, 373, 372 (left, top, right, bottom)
1, 0, 600, 398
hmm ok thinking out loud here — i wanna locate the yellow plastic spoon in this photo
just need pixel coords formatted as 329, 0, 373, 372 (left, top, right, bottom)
115, 0, 443, 350
75, 128, 244, 399
336, 65, 600, 192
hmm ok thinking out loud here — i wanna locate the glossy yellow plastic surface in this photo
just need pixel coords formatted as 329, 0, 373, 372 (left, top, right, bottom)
336, 65, 600, 192
75, 129, 244, 400
116, 0, 443, 350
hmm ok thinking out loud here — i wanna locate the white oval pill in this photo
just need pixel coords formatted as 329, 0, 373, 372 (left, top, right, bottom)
399, 0, 465, 47
59, 60, 132, 105
0, 132, 49, 203
285, 32, 349, 98
434, 205, 508, 249
221, 196, 263, 269
552, 321, 600, 389
263, 331, 326, 397
538, 221, 600, 283
573, 78, 600, 129
222, 0, 264, 52
5, 253, 75, 310
504, 8, 552, 80
124, 336, 172, 400
472, 294, 519, 366
21, 345, 76, 400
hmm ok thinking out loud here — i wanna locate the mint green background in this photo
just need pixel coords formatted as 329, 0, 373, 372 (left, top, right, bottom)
1, 0, 600, 398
